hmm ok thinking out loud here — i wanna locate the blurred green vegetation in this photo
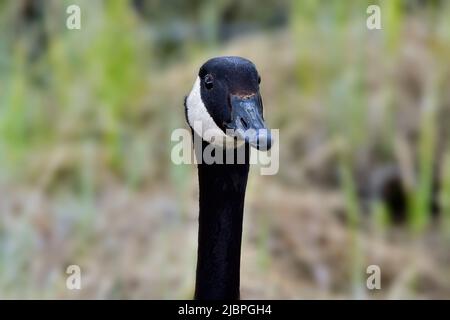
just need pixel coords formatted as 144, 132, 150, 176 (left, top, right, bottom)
1, 0, 450, 299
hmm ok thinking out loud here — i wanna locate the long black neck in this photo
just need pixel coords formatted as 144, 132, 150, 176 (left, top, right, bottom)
194, 139, 250, 300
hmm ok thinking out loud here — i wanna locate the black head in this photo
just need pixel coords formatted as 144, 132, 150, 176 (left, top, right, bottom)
185, 56, 272, 150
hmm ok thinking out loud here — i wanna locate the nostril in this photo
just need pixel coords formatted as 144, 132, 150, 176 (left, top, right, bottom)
240, 118, 248, 129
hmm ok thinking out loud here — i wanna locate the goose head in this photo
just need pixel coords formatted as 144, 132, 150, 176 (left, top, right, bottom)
185, 56, 272, 151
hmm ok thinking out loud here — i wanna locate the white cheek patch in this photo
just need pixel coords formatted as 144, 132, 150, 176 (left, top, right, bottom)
186, 76, 243, 149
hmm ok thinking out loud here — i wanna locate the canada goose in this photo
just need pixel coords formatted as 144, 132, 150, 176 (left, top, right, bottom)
184, 56, 272, 300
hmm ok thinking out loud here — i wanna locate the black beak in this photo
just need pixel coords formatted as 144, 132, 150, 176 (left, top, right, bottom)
225, 94, 272, 151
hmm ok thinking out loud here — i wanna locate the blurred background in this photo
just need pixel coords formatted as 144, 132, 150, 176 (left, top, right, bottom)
1, 0, 450, 299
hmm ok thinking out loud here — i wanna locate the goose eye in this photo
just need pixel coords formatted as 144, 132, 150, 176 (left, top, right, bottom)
204, 74, 214, 90
258, 75, 261, 84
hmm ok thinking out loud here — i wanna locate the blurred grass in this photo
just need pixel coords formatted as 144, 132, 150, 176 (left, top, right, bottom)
339, 159, 364, 297
442, 152, 450, 238
1, 0, 152, 183
408, 77, 438, 233
292, 0, 450, 234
